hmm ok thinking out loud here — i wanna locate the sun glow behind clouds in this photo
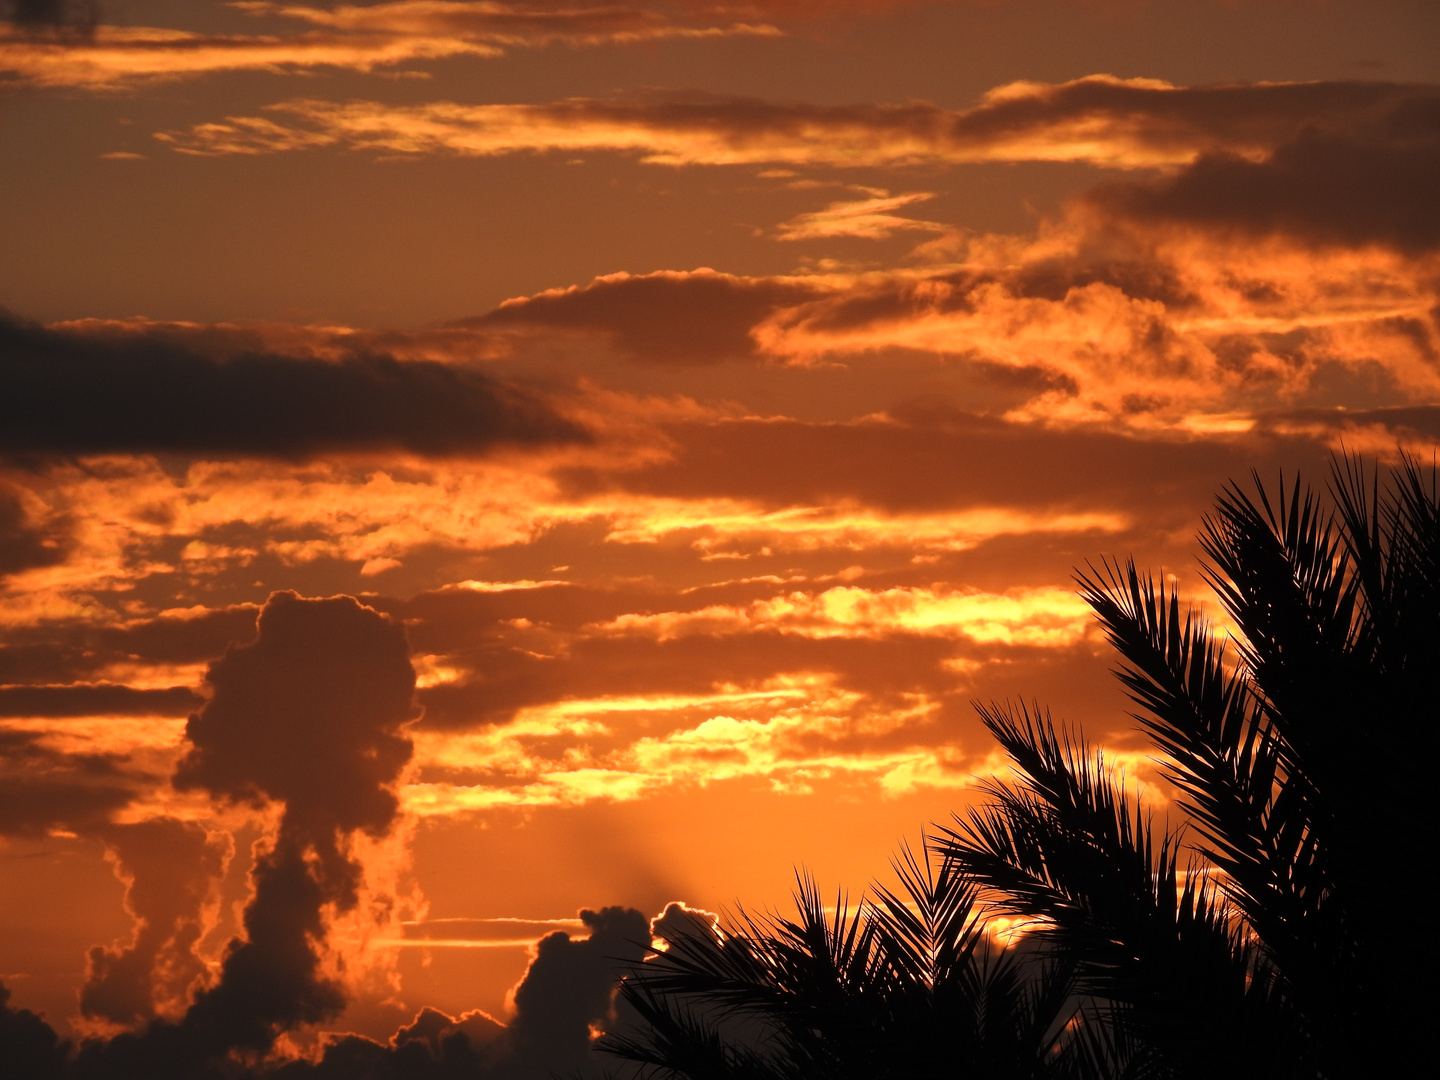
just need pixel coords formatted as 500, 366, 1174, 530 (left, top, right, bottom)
404, 671, 976, 813
597, 585, 1094, 644
4, 0, 1438, 1056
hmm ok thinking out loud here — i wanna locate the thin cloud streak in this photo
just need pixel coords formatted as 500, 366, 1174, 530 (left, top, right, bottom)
774, 189, 947, 240
0, 2, 777, 88
156, 77, 1437, 170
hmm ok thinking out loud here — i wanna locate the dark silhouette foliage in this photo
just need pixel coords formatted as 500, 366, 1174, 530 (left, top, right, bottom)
612, 453, 1437, 1080
940, 452, 1438, 1079
599, 841, 1090, 1080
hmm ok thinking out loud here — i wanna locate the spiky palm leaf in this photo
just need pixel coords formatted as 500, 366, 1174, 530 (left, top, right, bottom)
1073, 560, 1333, 1050
601, 840, 1085, 1080
937, 703, 1290, 1079
955, 454, 1437, 1078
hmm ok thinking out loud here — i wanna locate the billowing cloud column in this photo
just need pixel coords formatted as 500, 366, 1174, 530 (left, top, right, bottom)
81, 820, 231, 1027
169, 591, 417, 1058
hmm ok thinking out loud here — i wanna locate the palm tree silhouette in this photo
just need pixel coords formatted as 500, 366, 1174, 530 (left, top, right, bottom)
607, 454, 1436, 1080
939, 453, 1438, 1078
599, 839, 1094, 1079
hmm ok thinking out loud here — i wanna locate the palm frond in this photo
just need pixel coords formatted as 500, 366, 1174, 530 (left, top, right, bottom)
1074, 560, 1333, 1011
938, 703, 1294, 1078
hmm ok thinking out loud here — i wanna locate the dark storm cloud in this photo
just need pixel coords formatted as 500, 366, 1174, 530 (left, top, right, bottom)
1088, 94, 1440, 252
464, 269, 826, 364
0, 729, 132, 836
0, 313, 586, 460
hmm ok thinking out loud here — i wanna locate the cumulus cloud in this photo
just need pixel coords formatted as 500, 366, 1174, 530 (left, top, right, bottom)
174, 591, 417, 841
0, 1, 778, 88
247, 906, 648, 1078
169, 593, 415, 1051
0, 982, 67, 1079
155, 77, 1436, 171
504, 906, 652, 1076
81, 819, 231, 1026
64, 592, 420, 1075
0, 313, 585, 459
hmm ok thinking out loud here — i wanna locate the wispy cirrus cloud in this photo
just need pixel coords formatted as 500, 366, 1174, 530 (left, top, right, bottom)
0, 1, 779, 88
774, 189, 947, 240
156, 77, 1436, 169
230, 0, 768, 42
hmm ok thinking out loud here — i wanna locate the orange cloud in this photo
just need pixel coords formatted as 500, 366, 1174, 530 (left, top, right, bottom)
233, 1, 775, 43
774, 189, 948, 241
155, 77, 1433, 169
0, 3, 779, 88
594, 584, 1094, 645
0, 23, 498, 88
750, 232, 1440, 426
404, 670, 977, 813
446, 239, 1439, 433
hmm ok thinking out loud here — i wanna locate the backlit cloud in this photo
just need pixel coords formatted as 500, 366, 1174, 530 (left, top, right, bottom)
774, 189, 947, 241
0, 2, 779, 88
233, 0, 773, 43
443, 239, 1439, 431
7, 0, 1434, 1065
156, 77, 1437, 171
405, 669, 978, 813
0, 313, 586, 459
595, 584, 1093, 645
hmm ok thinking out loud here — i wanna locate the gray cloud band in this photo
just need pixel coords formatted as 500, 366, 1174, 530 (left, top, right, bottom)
0, 314, 587, 459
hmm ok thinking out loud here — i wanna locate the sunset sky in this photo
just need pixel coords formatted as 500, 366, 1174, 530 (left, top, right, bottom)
2, 0, 1438, 1069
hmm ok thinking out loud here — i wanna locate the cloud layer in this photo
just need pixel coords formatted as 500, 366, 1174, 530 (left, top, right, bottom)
157, 77, 1437, 172
0, 314, 585, 459
0, 1, 778, 88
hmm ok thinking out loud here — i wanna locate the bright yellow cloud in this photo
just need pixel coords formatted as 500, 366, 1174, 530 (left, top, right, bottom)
597, 585, 1095, 646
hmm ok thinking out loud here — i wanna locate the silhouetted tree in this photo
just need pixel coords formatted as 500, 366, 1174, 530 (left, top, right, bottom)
940, 453, 1438, 1079
599, 839, 1099, 1080
611, 454, 1436, 1080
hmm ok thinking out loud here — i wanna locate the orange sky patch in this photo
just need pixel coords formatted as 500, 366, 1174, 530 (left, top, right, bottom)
2, 0, 1437, 1060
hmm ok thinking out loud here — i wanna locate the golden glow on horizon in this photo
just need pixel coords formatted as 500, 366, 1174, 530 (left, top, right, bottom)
3, 0, 1437, 1050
